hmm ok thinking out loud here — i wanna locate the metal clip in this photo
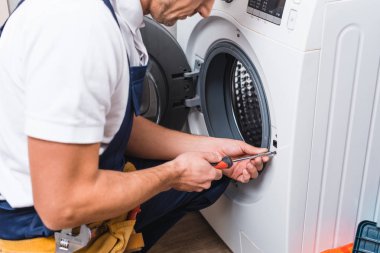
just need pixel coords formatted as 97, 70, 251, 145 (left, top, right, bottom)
55, 225, 91, 253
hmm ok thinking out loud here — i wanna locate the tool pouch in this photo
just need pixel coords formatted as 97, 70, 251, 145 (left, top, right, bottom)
0, 218, 143, 253
77, 162, 144, 253
0, 163, 144, 253
77, 219, 143, 253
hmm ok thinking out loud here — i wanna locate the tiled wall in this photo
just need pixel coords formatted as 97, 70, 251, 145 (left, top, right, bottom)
0, 0, 9, 26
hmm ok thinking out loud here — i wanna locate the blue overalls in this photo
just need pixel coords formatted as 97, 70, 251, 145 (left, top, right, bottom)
0, 1, 230, 252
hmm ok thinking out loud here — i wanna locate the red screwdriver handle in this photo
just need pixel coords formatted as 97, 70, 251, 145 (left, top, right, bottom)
211, 156, 233, 169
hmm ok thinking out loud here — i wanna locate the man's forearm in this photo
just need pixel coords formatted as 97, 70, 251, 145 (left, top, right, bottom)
127, 116, 214, 160
44, 164, 175, 230
29, 137, 178, 230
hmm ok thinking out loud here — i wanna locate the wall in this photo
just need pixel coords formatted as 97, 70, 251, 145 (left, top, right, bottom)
0, 0, 9, 26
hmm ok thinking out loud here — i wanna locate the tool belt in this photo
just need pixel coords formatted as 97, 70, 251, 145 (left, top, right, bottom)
0, 218, 143, 253
0, 163, 144, 253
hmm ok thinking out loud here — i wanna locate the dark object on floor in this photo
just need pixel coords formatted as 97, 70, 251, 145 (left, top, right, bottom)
148, 212, 232, 253
353, 220, 380, 253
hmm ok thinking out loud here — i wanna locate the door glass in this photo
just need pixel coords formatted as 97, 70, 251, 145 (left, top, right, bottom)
231, 60, 263, 147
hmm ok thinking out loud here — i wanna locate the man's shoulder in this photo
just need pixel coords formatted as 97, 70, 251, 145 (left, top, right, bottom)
15, 0, 119, 33
5, 0, 125, 58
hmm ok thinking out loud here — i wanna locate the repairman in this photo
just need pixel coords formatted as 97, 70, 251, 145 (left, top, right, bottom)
0, 0, 270, 252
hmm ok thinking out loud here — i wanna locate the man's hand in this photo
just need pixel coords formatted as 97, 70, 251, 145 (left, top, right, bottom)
205, 138, 269, 183
127, 117, 269, 183
170, 152, 223, 192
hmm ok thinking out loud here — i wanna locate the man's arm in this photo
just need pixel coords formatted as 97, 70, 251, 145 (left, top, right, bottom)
127, 116, 209, 160
28, 137, 222, 230
127, 116, 269, 183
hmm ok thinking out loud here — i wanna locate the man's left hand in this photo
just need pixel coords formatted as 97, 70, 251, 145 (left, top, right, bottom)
206, 138, 270, 183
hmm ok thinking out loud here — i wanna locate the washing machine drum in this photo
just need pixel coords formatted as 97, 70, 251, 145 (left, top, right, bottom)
140, 18, 195, 131
199, 41, 271, 148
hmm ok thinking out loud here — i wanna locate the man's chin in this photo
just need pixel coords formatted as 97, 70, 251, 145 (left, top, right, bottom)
150, 15, 177, 26
161, 19, 177, 27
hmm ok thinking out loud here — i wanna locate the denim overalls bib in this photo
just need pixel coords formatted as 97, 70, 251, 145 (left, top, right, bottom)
0, 0, 147, 240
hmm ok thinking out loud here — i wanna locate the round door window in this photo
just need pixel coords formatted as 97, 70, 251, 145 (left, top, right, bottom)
200, 40, 270, 148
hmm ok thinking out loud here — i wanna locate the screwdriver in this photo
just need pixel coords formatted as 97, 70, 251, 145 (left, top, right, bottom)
211, 151, 277, 169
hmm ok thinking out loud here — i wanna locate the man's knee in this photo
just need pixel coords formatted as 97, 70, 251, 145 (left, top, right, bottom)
186, 176, 230, 211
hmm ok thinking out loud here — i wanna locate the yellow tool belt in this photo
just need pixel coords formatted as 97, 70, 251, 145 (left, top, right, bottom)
0, 219, 143, 253
0, 163, 144, 253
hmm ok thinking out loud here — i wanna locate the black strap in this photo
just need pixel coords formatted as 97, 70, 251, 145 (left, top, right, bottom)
101, 0, 120, 26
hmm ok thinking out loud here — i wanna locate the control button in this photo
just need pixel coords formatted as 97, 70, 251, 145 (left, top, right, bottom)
287, 9, 297, 30
221, 0, 233, 3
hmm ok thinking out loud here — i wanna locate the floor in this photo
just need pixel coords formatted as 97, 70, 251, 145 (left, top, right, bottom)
148, 212, 233, 253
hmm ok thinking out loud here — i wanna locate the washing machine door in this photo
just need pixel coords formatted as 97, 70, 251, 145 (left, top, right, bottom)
196, 40, 271, 149
140, 18, 195, 130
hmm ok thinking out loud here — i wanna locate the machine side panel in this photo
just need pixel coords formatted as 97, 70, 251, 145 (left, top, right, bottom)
315, 24, 361, 252
287, 51, 320, 253
302, 1, 380, 252
356, 61, 380, 225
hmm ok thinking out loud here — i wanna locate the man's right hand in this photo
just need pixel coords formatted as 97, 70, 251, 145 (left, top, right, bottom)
169, 152, 223, 192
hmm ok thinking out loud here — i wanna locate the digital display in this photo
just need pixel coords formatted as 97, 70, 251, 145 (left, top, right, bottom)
247, 0, 287, 25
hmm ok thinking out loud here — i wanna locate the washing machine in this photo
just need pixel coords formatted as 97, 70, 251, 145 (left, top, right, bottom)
4, 0, 380, 252
140, 0, 380, 252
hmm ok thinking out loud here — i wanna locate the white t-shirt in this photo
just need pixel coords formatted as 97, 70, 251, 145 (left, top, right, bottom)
0, 0, 148, 208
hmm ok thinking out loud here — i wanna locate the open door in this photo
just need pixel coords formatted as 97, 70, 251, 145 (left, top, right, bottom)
140, 18, 195, 131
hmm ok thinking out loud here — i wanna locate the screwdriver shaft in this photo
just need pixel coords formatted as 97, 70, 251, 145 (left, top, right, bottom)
212, 151, 277, 169
232, 151, 277, 163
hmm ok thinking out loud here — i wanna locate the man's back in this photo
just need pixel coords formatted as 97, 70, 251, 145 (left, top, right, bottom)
0, 0, 129, 208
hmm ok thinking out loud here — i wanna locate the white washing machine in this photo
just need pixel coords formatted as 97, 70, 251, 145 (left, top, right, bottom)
4, 0, 380, 252
170, 0, 379, 252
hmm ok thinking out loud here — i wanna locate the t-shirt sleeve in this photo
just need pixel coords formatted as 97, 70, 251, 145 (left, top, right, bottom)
24, 4, 126, 144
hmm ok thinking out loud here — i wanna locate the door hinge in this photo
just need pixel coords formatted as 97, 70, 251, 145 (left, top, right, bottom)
184, 59, 203, 108
183, 59, 203, 79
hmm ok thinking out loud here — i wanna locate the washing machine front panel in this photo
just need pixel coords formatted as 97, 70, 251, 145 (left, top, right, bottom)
140, 18, 195, 130
196, 40, 276, 206
184, 15, 321, 253
177, 0, 329, 52
177, 0, 380, 252
213, 0, 324, 50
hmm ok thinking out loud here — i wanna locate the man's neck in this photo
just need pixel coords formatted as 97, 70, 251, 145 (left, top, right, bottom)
140, 0, 151, 15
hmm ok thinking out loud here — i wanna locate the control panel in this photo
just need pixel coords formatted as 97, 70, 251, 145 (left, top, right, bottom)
247, 0, 287, 25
